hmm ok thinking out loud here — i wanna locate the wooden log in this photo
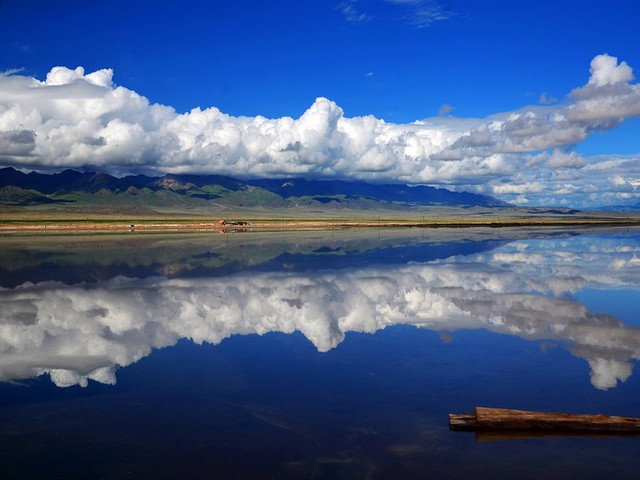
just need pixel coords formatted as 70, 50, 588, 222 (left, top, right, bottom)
448, 413, 479, 430
449, 407, 640, 434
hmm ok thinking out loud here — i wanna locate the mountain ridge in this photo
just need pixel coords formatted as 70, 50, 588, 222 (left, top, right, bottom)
0, 166, 512, 210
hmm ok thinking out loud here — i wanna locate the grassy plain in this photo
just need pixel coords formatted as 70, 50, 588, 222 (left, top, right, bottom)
2, 204, 640, 233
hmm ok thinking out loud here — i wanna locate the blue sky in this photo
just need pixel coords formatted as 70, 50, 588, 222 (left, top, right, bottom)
1, 0, 640, 207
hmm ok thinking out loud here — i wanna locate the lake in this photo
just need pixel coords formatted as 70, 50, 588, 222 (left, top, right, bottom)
1, 226, 640, 479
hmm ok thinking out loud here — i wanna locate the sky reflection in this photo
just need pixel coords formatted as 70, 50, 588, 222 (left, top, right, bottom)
1, 229, 639, 390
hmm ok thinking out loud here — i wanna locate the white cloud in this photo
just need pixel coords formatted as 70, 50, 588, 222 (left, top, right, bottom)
1, 67, 25, 76
384, 0, 454, 27
610, 174, 628, 187
492, 181, 544, 195
588, 54, 634, 87
1, 54, 640, 206
588, 358, 633, 390
338, 0, 370, 23
546, 149, 586, 169
44, 66, 113, 88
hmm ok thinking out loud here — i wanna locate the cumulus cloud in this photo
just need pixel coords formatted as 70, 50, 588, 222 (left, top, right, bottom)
587, 357, 633, 390
0, 129, 36, 156
588, 54, 634, 87
1, 233, 639, 389
1, 54, 640, 206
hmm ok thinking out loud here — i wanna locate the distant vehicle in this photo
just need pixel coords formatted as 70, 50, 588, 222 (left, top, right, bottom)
219, 220, 249, 226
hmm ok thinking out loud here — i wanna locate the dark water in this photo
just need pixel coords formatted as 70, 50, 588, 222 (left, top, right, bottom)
1, 227, 640, 479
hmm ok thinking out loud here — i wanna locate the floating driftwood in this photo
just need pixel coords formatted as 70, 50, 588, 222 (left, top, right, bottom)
450, 407, 640, 437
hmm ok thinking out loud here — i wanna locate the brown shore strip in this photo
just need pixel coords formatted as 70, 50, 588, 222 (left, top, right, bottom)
2, 217, 640, 233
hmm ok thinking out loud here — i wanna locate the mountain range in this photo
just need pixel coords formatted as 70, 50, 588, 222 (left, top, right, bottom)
0, 166, 511, 212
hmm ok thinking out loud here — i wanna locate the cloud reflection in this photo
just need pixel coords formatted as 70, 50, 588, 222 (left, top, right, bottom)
1, 234, 639, 389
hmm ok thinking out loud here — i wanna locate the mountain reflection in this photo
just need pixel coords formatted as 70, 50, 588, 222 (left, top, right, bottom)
1, 228, 639, 390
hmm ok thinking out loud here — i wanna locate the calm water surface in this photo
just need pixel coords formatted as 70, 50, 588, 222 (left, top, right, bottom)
1, 227, 640, 479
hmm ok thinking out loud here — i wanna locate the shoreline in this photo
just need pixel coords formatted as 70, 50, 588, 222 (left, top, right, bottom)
2, 217, 640, 233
